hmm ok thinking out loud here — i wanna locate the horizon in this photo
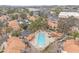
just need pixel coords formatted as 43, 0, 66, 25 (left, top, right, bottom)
0, 5, 78, 7
0, 0, 78, 6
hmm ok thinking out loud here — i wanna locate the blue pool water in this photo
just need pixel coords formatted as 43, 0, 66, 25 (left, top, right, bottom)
37, 32, 45, 46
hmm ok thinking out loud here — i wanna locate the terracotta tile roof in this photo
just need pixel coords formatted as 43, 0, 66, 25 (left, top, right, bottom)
48, 20, 58, 28
28, 16, 36, 21
8, 20, 20, 30
4, 37, 26, 53
63, 39, 79, 53
26, 33, 35, 41
0, 15, 8, 21
50, 31, 63, 37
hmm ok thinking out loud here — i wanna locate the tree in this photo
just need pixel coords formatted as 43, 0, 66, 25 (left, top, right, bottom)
52, 7, 63, 16
19, 23, 28, 30
29, 11, 33, 16
0, 21, 6, 36
39, 11, 48, 18
24, 9, 30, 13
11, 14, 18, 20
5, 27, 13, 33
11, 30, 21, 37
20, 13, 27, 19
0, 21, 4, 28
70, 31, 79, 40
57, 16, 77, 34
7, 9, 15, 14
0, 28, 2, 36
28, 17, 48, 33
19, 19, 30, 30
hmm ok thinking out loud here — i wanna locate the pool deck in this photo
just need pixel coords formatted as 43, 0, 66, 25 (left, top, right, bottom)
30, 31, 56, 51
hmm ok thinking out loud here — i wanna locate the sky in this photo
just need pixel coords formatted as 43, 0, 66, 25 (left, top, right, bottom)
0, 0, 79, 6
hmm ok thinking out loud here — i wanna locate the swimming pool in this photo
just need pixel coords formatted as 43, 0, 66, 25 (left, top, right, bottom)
37, 32, 45, 46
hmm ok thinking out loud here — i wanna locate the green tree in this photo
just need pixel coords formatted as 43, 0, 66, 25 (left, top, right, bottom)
11, 14, 18, 20
19, 23, 28, 30
11, 30, 21, 37
52, 7, 63, 16
5, 27, 13, 33
28, 17, 48, 33
0, 21, 4, 28
70, 31, 79, 40
20, 13, 27, 19
7, 9, 15, 14
29, 11, 33, 16
0, 21, 6, 35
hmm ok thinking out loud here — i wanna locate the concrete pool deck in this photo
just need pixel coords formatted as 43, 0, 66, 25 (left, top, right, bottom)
29, 31, 56, 51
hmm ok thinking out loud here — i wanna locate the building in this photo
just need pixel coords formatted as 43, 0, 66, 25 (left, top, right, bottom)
63, 39, 79, 53
48, 20, 58, 30
27, 16, 37, 21
4, 37, 26, 53
8, 20, 20, 30
0, 15, 9, 21
59, 12, 79, 19
28, 8, 40, 16
70, 26, 79, 32
59, 12, 79, 32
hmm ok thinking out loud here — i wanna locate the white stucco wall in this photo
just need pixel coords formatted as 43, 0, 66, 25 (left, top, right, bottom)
59, 12, 79, 19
